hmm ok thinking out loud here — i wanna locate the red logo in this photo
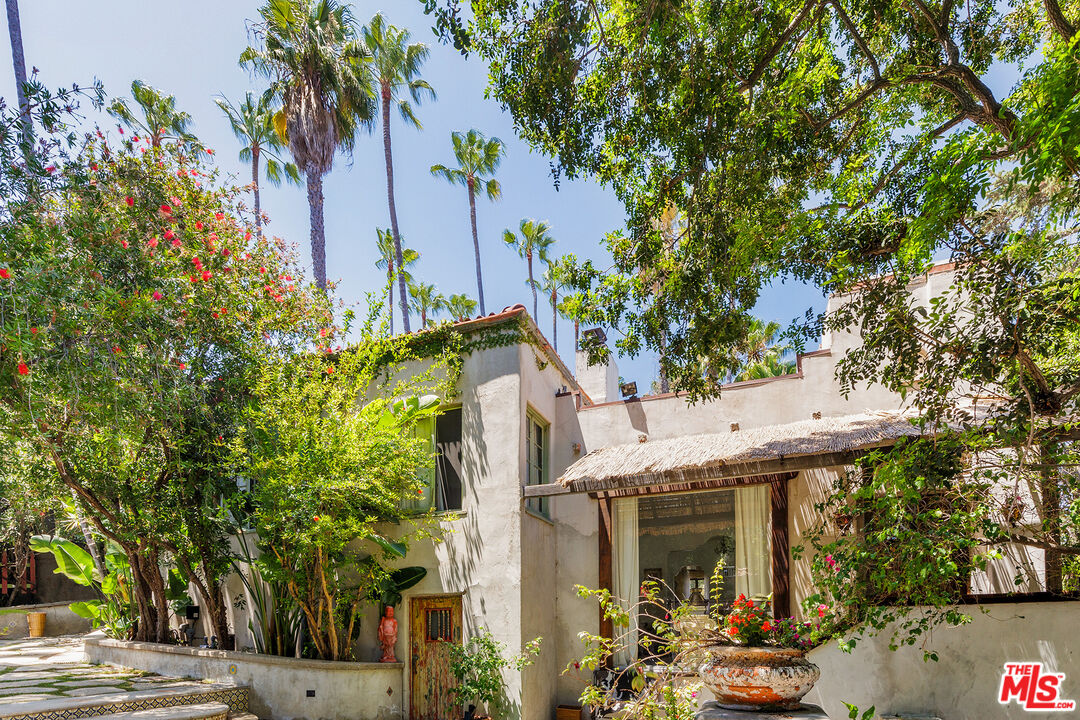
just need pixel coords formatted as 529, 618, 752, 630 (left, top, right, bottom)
999, 662, 1076, 711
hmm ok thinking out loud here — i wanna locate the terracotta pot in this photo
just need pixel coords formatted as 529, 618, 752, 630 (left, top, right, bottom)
699, 645, 820, 711
27, 611, 47, 638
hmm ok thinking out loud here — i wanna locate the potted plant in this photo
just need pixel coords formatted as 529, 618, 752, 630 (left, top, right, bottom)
699, 594, 825, 711
0, 607, 45, 638
446, 629, 541, 720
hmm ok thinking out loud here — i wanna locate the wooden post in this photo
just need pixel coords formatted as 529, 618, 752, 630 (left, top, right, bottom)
598, 496, 613, 649
770, 476, 791, 618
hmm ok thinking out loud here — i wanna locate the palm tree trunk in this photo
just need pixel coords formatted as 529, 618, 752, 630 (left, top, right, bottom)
527, 251, 537, 321
387, 265, 394, 333
252, 145, 262, 239
382, 88, 411, 333
5, 0, 27, 122
551, 287, 558, 353
306, 173, 327, 291
574, 321, 579, 351
467, 178, 486, 315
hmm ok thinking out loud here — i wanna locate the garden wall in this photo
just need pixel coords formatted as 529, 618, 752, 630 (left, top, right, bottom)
0, 601, 91, 638
805, 601, 1080, 720
85, 637, 404, 720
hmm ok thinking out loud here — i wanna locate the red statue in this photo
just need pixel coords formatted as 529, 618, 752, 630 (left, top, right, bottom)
378, 606, 398, 662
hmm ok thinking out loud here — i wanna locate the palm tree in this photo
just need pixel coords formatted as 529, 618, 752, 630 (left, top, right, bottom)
5, 0, 28, 131
108, 80, 199, 149
503, 218, 555, 322
408, 281, 445, 328
538, 267, 564, 353
241, 0, 375, 291
375, 228, 419, 332
430, 130, 504, 316
363, 13, 435, 334
445, 293, 477, 322
216, 92, 300, 238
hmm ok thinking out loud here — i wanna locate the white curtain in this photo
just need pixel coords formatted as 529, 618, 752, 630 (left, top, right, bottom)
735, 484, 772, 600
612, 497, 639, 667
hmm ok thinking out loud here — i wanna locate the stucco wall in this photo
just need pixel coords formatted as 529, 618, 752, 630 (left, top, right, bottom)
0, 601, 91, 638
805, 601, 1080, 720
85, 637, 403, 720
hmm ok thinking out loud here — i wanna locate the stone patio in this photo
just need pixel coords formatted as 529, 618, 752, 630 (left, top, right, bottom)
0, 637, 250, 720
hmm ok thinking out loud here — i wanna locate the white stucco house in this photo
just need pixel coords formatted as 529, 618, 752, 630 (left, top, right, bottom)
182, 263, 1073, 720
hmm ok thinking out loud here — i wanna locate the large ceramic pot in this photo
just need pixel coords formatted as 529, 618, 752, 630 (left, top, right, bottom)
699, 646, 820, 711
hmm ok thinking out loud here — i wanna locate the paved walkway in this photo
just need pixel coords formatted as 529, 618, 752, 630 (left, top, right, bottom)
0, 636, 209, 705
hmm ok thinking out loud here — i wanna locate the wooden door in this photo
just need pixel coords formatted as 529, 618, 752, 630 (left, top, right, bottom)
410, 595, 462, 720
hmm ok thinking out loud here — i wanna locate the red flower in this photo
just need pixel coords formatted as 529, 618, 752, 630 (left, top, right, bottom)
164, 229, 175, 241
177, 169, 186, 178
160, 204, 172, 215
126, 197, 135, 207
121, 240, 129, 249
189, 275, 198, 283
762, 621, 772, 632
90, 164, 99, 171
259, 266, 267, 274
112, 346, 121, 355
222, 248, 231, 257
416, 489, 423, 496
0, 268, 11, 279
201, 271, 212, 281
214, 212, 224, 221
326, 366, 334, 374
314, 515, 320, 522
212, 312, 219, 318
147, 236, 159, 248
195, 221, 203, 231
206, 148, 214, 155
219, 307, 227, 314
45, 165, 55, 173
152, 291, 163, 301
30, 327, 37, 334
17, 362, 29, 375
178, 362, 186, 370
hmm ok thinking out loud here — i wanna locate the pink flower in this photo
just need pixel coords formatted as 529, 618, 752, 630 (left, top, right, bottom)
817, 604, 828, 618
160, 204, 172, 215
45, 165, 55, 173
152, 291, 163, 301
825, 554, 836, 570
169, 196, 181, 206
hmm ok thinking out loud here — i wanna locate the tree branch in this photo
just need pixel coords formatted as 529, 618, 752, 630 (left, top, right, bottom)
738, 0, 823, 91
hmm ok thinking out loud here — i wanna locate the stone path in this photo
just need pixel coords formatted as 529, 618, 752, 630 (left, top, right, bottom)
0, 637, 219, 704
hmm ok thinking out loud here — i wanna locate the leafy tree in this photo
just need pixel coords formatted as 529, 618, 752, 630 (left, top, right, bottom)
0, 86, 331, 644
431, 129, 504, 316
422, 0, 1080, 400
216, 91, 300, 238
375, 227, 420, 332
363, 12, 436, 334
108, 80, 199, 150
234, 314, 457, 661
409, 280, 446, 327
446, 293, 477, 321
241, 0, 375, 290
503, 218, 554, 322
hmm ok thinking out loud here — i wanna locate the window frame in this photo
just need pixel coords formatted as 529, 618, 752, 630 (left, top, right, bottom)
524, 407, 551, 519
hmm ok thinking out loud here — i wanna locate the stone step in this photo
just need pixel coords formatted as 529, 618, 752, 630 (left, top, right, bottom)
87, 704, 228, 720
0, 683, 249, 720
226, 713, 258, 720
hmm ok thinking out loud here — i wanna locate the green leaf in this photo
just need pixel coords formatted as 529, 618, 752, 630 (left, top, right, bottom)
371, 535, 407, 559
30, 535, 96, 586
69, 601, 103, 620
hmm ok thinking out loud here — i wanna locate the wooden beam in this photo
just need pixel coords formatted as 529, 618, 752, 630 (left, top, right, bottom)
770, 476, 791, 619
598, 497, 613, 654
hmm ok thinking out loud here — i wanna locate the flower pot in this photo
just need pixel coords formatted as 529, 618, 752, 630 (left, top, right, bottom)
27, 611, 47, 638
699, 645, 820, 711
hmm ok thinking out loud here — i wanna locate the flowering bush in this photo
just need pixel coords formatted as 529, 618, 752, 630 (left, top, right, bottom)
724, 594, 772, 645
726, 594, 837, 650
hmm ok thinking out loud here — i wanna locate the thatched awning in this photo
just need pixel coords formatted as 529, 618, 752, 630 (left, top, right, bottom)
525, 411, 922, 497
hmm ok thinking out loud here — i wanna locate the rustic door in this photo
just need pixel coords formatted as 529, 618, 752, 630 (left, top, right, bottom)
410, 595, 462, 720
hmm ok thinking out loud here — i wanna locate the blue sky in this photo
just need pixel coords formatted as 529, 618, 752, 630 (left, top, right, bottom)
1, 0, 825, 390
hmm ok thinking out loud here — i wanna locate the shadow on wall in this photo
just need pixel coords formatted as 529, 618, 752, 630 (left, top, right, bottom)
806, 601, 1080, 720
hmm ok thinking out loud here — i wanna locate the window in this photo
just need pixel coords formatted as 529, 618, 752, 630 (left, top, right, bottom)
610, 486, 772, 664
525, 410, 550, 518
403, 408, 464, 514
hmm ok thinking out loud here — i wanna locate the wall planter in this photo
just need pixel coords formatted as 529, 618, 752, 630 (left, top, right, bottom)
699, 646, 820, 711
26, 611, 47, 637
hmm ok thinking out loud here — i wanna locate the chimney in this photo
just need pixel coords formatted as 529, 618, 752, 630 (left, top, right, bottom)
576, 328, 621, 404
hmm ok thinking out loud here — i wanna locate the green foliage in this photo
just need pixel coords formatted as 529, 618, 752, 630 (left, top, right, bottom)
446, 629, 541, 718
421, 0, 1080, 404
0, 83, 332, 643
233, 309, 458, 660
30, 535, 135, 639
